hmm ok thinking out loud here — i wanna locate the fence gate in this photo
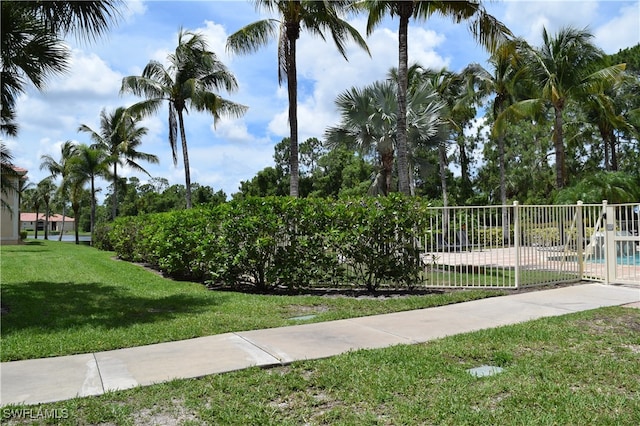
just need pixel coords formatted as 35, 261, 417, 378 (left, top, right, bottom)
603, 202, 640, 285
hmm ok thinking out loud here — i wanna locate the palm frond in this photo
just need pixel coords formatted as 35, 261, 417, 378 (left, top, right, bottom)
226, 19, 280, 55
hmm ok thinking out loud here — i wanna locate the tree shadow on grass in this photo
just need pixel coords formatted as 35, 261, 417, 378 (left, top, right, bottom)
0, 280, 228, 335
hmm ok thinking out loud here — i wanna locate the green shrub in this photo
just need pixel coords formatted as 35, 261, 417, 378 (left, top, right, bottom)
110, 215, 148, 262
93, 222, 113, 251
328, 195, 425, 291
104, 196, 429, 291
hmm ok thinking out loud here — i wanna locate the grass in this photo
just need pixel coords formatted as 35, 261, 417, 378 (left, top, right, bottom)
2, 307, 638, 425
0, 240, 506, 362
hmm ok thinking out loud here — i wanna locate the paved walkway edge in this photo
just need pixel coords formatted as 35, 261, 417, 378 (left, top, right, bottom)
1, 283, 638, 406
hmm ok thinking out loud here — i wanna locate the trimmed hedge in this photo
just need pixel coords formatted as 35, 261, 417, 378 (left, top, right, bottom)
98, 196, 433, 291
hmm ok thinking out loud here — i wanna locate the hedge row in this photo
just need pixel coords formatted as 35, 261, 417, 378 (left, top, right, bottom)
95, 196, 433, 291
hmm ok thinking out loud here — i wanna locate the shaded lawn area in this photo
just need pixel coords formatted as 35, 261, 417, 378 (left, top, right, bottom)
3, 307, 639, 425
1, 240, 505, 361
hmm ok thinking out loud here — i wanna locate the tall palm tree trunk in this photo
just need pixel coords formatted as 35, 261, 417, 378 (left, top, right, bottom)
608, 129, 618, 171
439, 143, 449, 206
90, 177, 96, 245
395, 5, 412, 195
72, 203, 80, 245
112, 162, 118, 219
287, 26, 300, 198
553, 106, 566, 189
177, 109, 192, 208
34, 208, 40, 239
498, 133, 509, 243
439, 142, 450, 237
44, 205, 50, 240
58, 204, 66, 241
381, 150, 394, 196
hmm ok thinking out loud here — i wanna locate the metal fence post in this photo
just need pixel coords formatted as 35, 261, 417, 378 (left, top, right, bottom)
576, 201, 584, 279
513, 201, 520, 289
602, 200, 614, 285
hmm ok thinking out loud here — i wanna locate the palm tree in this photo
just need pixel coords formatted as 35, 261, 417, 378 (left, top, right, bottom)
1, 143, 21, 210
362, 0, 512, 195
523, 26, 625, 189
227, 0, 370, 197
467, 40, 528, 205
78, 107, 158, 219
326, 76, 443, 195
327, 81, 397, 195
66, 172, 88, 245
69, 144, 109, 244
36, 178, 56, 240
1, 1, 121, 136
122, 29, 246, 208
578, 73, 636, 172
40, 140, 78, 240
465, 39, 532, 239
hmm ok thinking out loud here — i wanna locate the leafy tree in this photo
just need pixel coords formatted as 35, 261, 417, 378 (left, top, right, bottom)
608, 44, 640, 73
555, 171, 640, 204
362, 0, 512, 195
78, 107, 158, 219
227, 0, 369, 197
310, 145, 374, 198
191, 184, 227, 207
122, 29, 246, 208
236, 167, 289, 199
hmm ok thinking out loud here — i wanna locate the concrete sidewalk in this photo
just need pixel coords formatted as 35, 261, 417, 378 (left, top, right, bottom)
1, 283, 638, 406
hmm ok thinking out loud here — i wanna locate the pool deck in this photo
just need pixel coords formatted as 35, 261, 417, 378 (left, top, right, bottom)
424, 245, 640, 285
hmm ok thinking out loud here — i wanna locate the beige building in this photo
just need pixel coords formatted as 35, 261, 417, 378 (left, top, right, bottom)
20, 212, 75, 233
0, 167, 27, 245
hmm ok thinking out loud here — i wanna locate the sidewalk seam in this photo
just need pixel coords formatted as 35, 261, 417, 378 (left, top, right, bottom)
92, 353, 106, 394
344, 318, 417, 344
232, 332, 286, 366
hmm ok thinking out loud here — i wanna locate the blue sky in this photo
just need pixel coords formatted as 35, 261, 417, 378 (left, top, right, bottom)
6, 0, 639, 200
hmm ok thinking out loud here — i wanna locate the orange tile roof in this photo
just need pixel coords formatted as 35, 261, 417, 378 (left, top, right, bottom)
20, 213, 74, 222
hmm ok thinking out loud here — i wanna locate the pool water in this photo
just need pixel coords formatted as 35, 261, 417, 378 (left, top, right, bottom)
589, 251, 640, 265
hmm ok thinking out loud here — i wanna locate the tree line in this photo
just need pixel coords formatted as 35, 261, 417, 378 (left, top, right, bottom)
3, 1, 639, 244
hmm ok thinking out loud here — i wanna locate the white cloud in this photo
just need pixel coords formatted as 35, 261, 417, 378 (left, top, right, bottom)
187, 141, 275, 195
594, 3, 640, 53
121, 0, 147, 22
212, 118, 253, 144
199, 20, 233, 63
502, 0, 599, 45
48, 48, 123, 97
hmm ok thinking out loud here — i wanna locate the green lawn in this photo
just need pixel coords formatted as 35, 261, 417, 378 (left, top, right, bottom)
0, 240, 505, 361
3, 307, 638, 425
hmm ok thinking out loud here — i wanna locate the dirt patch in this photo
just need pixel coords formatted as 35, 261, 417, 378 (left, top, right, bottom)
286, 304, 330, 317
208, 280, 587, 299
130, 398, 198, 426
577, 310, 640, 335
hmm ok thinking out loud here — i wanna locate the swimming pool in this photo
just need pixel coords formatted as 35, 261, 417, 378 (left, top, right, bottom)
588, 251, 640, 265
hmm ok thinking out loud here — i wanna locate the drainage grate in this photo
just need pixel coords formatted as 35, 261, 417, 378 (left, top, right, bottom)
288, 314, 317, 321
467, 365, 504, 377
